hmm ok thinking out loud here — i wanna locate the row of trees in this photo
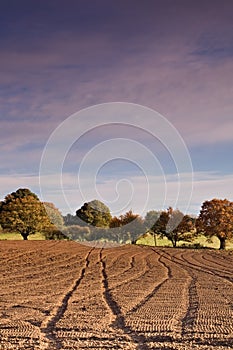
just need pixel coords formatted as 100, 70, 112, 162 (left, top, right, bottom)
0, 188, 232, 249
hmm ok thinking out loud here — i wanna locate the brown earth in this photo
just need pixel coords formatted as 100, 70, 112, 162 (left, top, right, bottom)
0, 241, 233, 350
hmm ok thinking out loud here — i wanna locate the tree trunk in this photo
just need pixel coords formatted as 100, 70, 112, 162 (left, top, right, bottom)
22, 233, 28, 240
153, 233, 157, 247
219, 237, 226, 250
172, 239, 177, 247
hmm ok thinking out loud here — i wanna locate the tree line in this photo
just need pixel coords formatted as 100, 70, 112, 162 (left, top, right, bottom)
0, 188, 232, 250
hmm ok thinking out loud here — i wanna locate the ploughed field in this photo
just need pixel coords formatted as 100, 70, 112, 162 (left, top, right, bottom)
0, 242, 233, 350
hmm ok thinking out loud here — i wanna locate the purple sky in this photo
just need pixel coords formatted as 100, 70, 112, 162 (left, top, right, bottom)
0, 0, 233, 215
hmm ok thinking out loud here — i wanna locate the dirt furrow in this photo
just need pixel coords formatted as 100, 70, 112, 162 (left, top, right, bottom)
181, 274, 199, 336
161, 249, 233, 344
103, 248, 146, 284
39, 248, 94, 350
110, 254, 153, 292
192, 253, 233, 279
0, 241, 60, 266
106, 250, 169, 317
184, 251, 233, 284
154, 250, 199, 338
163, 249, 233, 284
127, 254, 170, 315
123, 250, 191, 343
99, 248, 150, 350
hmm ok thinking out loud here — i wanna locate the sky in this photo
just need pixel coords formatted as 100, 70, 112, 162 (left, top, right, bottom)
0, 0, 233, 217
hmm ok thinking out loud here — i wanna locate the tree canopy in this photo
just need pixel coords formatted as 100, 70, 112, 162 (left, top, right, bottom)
63, 213, 82, 226
43, 202, 64, 230
3, 188, 39, 202
110, 210, 144, 243
144, 210, 160, 231
76, 200, 112, 227
143, 210, 161, 246
0, 188, 52, 240
152, 207, 195, 247
196, 198, 233, 250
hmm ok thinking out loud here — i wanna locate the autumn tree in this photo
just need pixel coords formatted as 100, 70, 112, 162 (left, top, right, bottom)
76, 200, 112, 227
196, 198, 233, 250
152, 207, 195, 247
0, 188, 52, 240
110, 210, 144, 243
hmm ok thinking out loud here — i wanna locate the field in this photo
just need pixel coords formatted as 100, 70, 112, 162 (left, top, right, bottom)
2, 232, 233, 251
0, 242, 233, 350
0, 232, 45, 241
136, 233, 233, 250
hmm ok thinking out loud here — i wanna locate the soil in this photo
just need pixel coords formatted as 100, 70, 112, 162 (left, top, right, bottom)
0, 241, 232, 349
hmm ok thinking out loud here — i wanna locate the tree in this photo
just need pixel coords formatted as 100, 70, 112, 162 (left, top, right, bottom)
43, 202, 65, 240
0, 188, 52, 240
62, 225, 90, 241
43, 202, 64, 230
196, 198, 233, 250
110, 210, 144, 243
144, 210, 161, 246
44, 229, 67, 240
152, 207, 195, 247
76, 200, 112, 227
63, 213, 83, 226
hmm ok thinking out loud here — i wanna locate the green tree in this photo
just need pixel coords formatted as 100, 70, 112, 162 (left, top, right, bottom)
0, 188, 52, 240
76, 200, 112, 227
152, 207, 195, 247
196, 198, 233, 250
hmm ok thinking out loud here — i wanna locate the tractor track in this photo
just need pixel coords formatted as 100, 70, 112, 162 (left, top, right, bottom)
39, 247, 95, 349
99, 248, 150, 350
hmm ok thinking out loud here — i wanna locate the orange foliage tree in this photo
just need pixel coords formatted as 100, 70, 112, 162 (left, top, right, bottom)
110, 210, 144, 243
196, 198, 233, 250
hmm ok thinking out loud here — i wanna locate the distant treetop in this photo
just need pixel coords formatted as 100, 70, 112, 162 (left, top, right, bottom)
76, 199, 112, 227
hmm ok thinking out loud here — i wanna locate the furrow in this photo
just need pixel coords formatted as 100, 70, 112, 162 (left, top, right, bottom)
99, 248, 150, 350
181, 274, 199, 336
126, 254, 170, 315
39, 248, 94, 350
